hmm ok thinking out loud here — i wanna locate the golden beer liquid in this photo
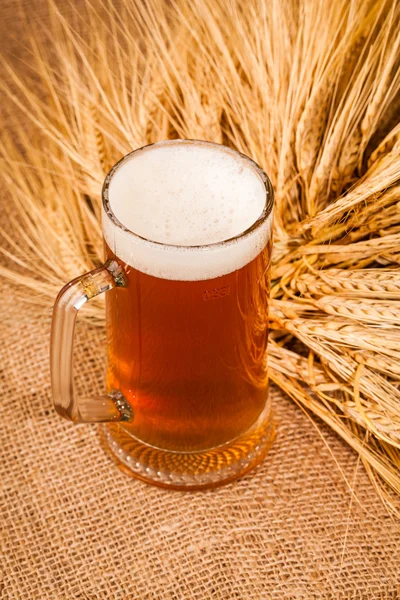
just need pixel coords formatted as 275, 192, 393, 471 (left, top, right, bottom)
105, 240, 271, 453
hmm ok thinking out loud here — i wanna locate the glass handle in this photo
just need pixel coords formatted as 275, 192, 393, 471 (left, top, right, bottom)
50, 260, 133, 423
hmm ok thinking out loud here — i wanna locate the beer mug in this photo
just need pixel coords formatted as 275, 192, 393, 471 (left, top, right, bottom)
51, 140, 275, 489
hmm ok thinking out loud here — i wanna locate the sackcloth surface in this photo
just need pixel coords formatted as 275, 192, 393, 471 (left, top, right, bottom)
1, 1, 400, 598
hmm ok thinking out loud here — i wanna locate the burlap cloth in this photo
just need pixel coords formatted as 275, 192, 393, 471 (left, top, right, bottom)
2, 2, 400, 598
1, 296, 400, 599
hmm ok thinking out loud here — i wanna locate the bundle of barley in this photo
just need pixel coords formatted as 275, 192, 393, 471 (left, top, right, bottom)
1, 0, 400, 511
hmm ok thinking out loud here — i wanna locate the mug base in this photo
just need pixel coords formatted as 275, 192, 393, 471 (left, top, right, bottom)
99, 401, 275, 490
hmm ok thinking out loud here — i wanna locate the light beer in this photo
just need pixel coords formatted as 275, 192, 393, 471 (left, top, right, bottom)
103, 141, 273, 453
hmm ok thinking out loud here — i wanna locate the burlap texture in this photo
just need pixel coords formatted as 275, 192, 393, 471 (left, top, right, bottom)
1, 293, 400, 599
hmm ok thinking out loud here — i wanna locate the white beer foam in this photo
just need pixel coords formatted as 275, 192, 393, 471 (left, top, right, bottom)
103, 140, 273, 281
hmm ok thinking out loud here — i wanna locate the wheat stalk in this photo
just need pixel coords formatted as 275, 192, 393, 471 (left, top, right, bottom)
1, 0, 400, 512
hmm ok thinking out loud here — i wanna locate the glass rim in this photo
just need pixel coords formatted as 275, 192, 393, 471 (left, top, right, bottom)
101, 139, 274, 251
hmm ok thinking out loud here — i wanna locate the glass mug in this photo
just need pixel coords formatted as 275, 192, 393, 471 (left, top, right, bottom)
51, 140, 275, 490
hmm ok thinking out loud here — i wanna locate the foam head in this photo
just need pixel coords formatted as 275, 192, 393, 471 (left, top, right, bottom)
102, 140, 273, 281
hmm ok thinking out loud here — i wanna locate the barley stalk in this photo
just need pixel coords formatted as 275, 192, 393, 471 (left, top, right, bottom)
368, 123, 400, 168
281, 315, 400, 355
269, 370, 400, 514
292, 269, 400, 299
301, 143, 400, 236
315, 296, 400, 325
350, 349, 400, 378
1, 0, 400, 511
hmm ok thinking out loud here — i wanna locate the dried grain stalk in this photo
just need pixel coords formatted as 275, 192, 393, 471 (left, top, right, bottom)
1, 0, 400, 512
